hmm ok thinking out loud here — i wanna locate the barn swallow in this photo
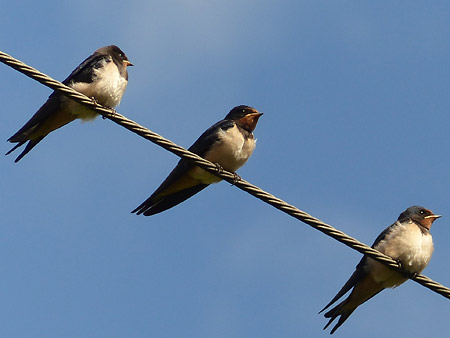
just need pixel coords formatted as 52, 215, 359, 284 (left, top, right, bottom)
6, 45, 133, 162
132, 105, 263, 216
320, 205, 441, 334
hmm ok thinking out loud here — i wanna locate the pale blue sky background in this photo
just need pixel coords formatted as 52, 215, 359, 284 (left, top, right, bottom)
1, 1, 450, 337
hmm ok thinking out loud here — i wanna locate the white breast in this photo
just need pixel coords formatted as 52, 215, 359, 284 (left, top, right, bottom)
188, 125, 256, 184
207, 126, 256, 170
66, 58, 128, 121
366, 221, 434, 288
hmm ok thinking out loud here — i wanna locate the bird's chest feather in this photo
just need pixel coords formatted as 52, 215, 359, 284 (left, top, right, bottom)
90, 60, 128, 107
205, 126, 256, 171
190, 126, 256, 184
67, 59, 128, 120
380, 222, 434, 271
367, 222, 434, 287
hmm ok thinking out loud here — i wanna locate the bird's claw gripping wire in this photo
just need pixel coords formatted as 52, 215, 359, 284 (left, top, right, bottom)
231, 172, 241, 185
214, 162, 224, 175
213, 163, 240, 185
89, 97, 117, 119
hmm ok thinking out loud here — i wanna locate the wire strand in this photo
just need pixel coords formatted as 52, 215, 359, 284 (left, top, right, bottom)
1, 50, 449, 300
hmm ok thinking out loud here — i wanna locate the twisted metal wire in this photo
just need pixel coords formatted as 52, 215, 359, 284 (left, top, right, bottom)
1, 50, 449, 300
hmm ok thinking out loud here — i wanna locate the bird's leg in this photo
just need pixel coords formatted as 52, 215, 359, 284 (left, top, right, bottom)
231, 172, 241, 185
214, 162, 224, 175
89, 97, 107, 119
90, 97, 117, 119
213, 163, 241, 185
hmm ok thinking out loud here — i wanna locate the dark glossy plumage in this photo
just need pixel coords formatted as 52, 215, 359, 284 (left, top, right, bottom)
132, 105, 262, 216
6, 45, 131, 162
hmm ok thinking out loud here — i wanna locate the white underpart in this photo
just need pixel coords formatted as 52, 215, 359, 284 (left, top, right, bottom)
189, 125, 257, 184
366, 220, 434, 288
65, 57, 128, 121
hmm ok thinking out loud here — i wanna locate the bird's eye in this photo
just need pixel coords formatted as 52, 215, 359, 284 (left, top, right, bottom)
419, 210, 425, 214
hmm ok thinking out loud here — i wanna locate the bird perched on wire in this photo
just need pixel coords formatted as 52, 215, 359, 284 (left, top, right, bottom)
6, 45, 133, 162
320, 205, 441, 334
132, 105, 263, 216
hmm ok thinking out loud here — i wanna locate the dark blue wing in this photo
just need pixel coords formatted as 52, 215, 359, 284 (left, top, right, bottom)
320, 222, 397, 313
62, 53, 110, 85
370, 223, 397, 248
153, 118, 235, 191
187, 119, 235, 155
132, 119, 235, 215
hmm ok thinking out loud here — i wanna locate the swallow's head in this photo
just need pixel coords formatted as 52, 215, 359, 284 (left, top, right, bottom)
96, 45, 133, 67
398, 205, 441, 230
226, 105, 263, 132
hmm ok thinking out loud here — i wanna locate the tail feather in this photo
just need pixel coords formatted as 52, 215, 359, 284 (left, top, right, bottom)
5, 141, 26, 156
7, 136, 45, 162
132, 184, 209, 216
7, 124, 40, 143
319, 268, 363, 314
323, 301, 355, 334
321, 277, 385, 334
7, 97, 74, 162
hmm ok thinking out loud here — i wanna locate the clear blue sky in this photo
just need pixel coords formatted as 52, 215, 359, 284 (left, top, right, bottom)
1, 1, 449, 337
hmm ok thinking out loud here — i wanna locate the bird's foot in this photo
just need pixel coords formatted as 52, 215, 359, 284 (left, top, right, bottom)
90, 97, 106, 119
231, 172, 241, 185
213, 163, 241, 185
214, 162, 224, 175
